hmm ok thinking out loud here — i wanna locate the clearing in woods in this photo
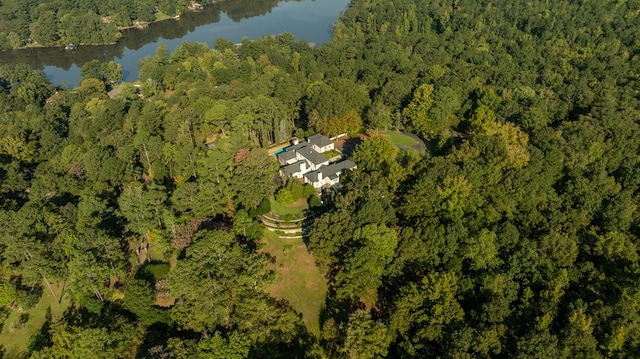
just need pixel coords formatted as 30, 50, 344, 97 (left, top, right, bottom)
0, 281, 70, 356
261, 229, 327, 337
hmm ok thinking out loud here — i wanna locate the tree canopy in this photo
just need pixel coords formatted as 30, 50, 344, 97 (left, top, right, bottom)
2, 0, 640, 357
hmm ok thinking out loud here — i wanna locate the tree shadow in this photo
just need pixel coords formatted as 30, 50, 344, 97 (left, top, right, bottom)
249, 321, 319, 359
134, 322, 182, 359
335, 136, 361, 158
26, 307, 52, 354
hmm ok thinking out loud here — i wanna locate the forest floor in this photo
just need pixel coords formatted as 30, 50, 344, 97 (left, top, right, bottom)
261, 230, 326, 337
0, 281, 70, 356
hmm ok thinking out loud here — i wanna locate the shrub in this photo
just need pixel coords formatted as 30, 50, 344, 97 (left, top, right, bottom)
16, 287, 42, 310
276, 188, 294, 205
302, 184, 316, 199
0, 283, 17, 308
251, 197, 271, 217
286, 179, 305, 200
309, 195, 322, 209
146, 263, 171, 280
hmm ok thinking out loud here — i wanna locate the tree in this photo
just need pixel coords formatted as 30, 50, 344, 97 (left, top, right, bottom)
34, 308, 142, 358
124, 278, 169, 325
29, 11, 59, 46
366, 100, 393, 130
275, 188, 294, 205
340, 310, 391, 359
169, 230, 271, 332
402, 84, 435, 136
351, 134, 398, 172
117, 183, 167, 236
198, 332, 251, 359
232, 148, 278, 210
335, 224, 398, 304
391, 272, 464, 354
80, 60, 123, 86
0, 282, 18, 308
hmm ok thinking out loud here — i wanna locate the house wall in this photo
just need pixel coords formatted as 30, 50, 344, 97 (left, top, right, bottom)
311, 144, 334, 153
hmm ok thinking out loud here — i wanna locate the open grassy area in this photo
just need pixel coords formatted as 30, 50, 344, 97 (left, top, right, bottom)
0, 281, 70, 355
269, 198, 308, 217
381, 131, 419, 146
261, 230, 327, 337
154, 11, 172, 21
322, 149, 342, 160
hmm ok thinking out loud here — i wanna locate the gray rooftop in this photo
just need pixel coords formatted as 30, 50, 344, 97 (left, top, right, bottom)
276, 150, 296, 164
297, 146, 327, 166
307, 134, 333, 149
319, 160, 356, 177
304, 160, 356, 183
303, 172, 318, 183
287, 142, 310, 152
281, 161, 305, 176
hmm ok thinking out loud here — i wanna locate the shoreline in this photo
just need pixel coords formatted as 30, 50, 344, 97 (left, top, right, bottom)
6, 8, 195, 51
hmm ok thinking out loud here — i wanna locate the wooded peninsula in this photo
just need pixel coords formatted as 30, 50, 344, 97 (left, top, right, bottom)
1, 0, 640, 357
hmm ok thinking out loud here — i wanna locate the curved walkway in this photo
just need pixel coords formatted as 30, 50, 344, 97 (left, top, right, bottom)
261, 213, 308, 223
380, 131, 427, 152
260, 213, 311, 239
399, 132, 427, 151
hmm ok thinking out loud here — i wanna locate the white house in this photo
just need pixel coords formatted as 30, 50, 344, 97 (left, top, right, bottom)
303, 160, 357, 189
276, 134, 354, 188
307, 134, 334, 153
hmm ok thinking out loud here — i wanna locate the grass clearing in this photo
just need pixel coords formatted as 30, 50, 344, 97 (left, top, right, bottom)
269, 198, 308, 217
261, 230, 327, 337
381, 131, 419, 146
322, 149, 342, 160
155, 11, 172, 21
0, 281, 70, 355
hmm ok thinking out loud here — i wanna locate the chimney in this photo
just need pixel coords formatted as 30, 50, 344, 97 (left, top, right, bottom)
317, 172, 322, 181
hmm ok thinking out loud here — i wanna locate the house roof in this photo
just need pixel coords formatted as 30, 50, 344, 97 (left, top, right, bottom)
281, 161, 305, 176
287, 142, 310, 152
297, 146, 327, 166
307, 134, 333, 149
304, 160, 357, 183
319, 160, 357, 178
276, 150, 296, 163
303, 172, 317, 183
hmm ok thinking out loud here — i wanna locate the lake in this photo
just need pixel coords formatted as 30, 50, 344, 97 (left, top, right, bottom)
0, 0, 350, 88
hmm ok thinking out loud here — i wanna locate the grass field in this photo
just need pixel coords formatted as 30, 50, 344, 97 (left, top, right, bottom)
261, 230, 326, 337
381, 131, 419, 146
0, 281, 70, 355
269, 198, 308, 217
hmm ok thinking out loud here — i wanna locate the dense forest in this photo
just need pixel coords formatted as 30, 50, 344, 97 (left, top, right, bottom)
1, 0, 640, 357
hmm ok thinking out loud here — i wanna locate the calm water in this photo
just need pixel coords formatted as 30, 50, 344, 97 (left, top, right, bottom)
0, 0, 349, 87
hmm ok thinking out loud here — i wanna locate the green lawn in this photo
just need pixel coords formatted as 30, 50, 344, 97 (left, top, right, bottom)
0, 281, 70, 355
381, 131, 419, 146
322, 149, 341, 160
269, 198, 308, 217
155, 11, 172, 21
261, 230, 327, 337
